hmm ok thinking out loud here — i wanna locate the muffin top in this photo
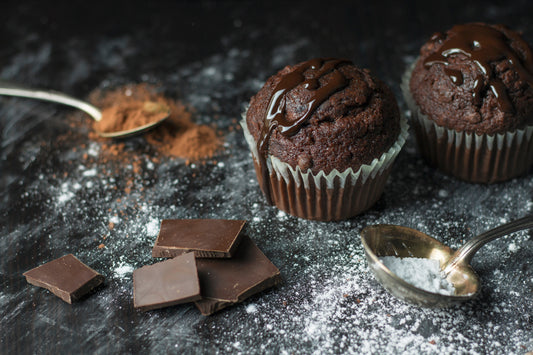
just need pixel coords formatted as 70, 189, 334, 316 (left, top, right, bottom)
410, 23, 533, 135
246, 58, 400, 175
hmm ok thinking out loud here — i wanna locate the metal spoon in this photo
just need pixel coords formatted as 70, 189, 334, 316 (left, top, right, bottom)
360, 216, 533, 307
0, 80, 169, 138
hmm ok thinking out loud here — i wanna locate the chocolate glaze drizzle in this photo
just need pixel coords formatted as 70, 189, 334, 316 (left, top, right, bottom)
424, 23, 533, 112
256, 58, 351, 204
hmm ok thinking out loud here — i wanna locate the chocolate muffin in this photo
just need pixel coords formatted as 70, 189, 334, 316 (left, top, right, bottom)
404, 23, 533, 182
242, 58, 408, 221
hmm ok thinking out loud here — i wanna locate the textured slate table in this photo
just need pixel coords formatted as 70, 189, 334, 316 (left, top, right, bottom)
1, 1, 532, 353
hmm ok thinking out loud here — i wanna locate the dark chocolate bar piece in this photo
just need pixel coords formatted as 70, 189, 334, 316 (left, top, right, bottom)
194, 235, 281, 316
133, 252, 201, 311
152, 219, 246, 258
23, 254, 104, 304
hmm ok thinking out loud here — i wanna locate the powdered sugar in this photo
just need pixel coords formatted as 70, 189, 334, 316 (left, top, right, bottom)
82, 168, 97, 177
114, 263, 134, 278
381, 256, 455, 295
145, 218, 160, 237
56, 183, 75, 204
245, 304, 258, 313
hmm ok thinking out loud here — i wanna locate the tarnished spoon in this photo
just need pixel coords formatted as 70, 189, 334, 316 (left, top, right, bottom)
0, 80, 169, 138
360, 216, 533, 307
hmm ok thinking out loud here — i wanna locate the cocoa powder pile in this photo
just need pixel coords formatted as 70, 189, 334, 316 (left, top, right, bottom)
88, 84, 222, 161
94, 101, 169, 133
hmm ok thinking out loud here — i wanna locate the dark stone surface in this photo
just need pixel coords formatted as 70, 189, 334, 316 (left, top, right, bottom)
1, 1, 532, 353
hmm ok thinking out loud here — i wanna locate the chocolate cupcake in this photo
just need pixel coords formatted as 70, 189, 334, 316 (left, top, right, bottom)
242, 58, 408, 221
403, 23, 533, 183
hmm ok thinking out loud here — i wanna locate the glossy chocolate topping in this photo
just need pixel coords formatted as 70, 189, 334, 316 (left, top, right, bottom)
424, 23, 533, 113
257, 58, 350, 204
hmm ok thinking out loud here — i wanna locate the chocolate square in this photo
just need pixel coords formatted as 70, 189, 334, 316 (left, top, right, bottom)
194, 235, 281, 316
152, 219, 246, 258
133, 252, 201, 311
23, 254, 104, 304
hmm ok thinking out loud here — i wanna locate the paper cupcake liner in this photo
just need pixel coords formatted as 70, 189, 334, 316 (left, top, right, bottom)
241, 113, 409, 221
401, 61, 533, 183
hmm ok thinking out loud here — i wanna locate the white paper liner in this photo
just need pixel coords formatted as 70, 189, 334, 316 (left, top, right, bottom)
240, 113, 409, 191
401, 59, 533, 183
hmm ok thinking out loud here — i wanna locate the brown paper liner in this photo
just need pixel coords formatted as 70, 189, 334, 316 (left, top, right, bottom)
252, 159, 394, 221
402, 61, 533, 183
241, 115, 408, 221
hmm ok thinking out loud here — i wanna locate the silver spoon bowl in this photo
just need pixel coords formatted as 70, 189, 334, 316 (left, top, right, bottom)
0, 80, 169, 138
360, 216, 533, 307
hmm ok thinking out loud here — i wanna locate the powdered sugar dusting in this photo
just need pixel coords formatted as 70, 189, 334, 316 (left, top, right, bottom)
145, 218, 160, 237
381, 256, 455, 295
245, 304, 258, 314
114, 263, 134, 278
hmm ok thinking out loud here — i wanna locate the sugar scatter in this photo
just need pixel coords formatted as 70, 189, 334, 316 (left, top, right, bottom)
381, 256, 455, 295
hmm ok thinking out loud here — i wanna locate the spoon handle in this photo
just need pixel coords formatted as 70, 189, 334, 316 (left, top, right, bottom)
0, 80, 101, 120
444, 215, 533, 273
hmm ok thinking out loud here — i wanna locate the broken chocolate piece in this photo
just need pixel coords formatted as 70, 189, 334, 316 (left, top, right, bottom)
152, 219, 246, 258
194, 235, 281, 315
133, 252, 201, 311
23, 254, 104, 304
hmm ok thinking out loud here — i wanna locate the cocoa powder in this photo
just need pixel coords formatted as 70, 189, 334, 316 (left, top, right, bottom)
146, 120, 221, 161
94, 101, 169, 133
88, 84, 222, 161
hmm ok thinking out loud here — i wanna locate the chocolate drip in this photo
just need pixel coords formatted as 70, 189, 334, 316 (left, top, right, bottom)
424, 23, 533, 113
444, 68, 464, 85
256, 58, 350, 204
